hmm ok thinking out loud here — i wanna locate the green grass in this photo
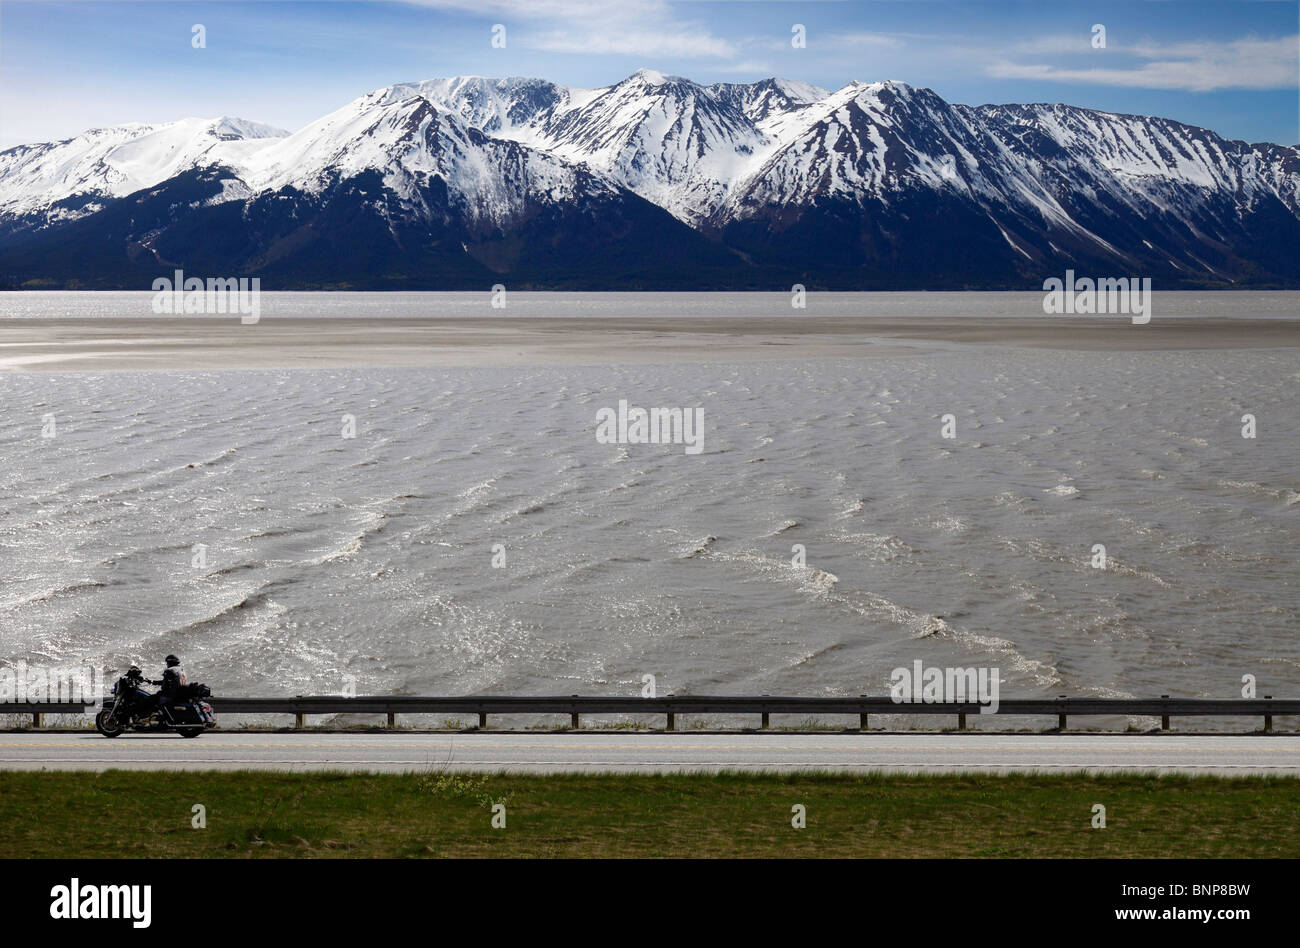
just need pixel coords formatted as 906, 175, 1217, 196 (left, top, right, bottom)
1, 770, 1295, 858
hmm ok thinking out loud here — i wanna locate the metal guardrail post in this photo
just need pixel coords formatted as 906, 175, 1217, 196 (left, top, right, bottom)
1264, 696, 1272, 733
957, 712, 967, 731
761, 712, 770, 729
387, 712, 396, 728
1058, 695, 1067, 731
295, 713, 306, 729
1161, 695, 1170, 731
666, 712, 675, 731
479, 712, 487, 729
32, 712, 42, 728
570, 697, 579, 730
859, 713, 868, 731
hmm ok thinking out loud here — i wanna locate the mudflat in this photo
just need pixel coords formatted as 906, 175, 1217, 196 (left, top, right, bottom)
0, 316, 1295, 371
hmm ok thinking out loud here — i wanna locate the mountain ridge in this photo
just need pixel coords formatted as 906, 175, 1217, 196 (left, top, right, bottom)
3, 71, 1298, 289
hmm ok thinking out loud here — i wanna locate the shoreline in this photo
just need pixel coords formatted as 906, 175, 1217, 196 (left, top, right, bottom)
1, 316, 1296, 371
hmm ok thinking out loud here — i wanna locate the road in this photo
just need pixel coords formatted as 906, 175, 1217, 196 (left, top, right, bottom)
0, 731, 1297, 774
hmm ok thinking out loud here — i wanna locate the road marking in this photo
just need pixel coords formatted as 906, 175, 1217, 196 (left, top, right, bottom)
1, 758, 1296, 771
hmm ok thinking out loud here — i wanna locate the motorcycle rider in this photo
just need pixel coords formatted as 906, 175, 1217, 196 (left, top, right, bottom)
161, 655, 187, 697
142, 655, 186, 713
157, 654, 186, 700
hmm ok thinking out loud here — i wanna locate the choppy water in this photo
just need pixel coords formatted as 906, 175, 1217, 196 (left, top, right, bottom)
2, 347, 1297, 727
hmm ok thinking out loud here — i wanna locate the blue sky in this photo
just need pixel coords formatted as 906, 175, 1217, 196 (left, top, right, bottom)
2, 0, 1297, 147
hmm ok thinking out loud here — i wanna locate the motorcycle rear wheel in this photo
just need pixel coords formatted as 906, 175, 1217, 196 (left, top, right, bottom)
95, 709, 124, 738
178, 727, 204, 738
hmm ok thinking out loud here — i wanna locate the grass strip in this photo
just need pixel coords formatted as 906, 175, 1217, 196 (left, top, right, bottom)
1, 770, 1295, 858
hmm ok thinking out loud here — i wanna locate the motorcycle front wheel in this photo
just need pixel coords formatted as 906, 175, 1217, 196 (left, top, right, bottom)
95, 709, 124, 738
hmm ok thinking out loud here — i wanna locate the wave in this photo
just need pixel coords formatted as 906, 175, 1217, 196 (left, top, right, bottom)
456, 478, 497, 501
802, 567, 839, 593
910, 615, 953, 638
184, 446, 239, 470
837, 498, 865, 518
787, 640, 853, 668
681, 536, 717, 559
1219, 479, 1300, 506
828, 529, 913, 562
200, 561, 265, 579
165, 577, 296, 636
0, 579, 111, 611
236, 526, 299, 541
305, 504, 399, 564
924, 514, 969, 533
1107, 559, 1173, 588
709, 548, 927, 632
914, 618, 1061, 686
1043, 484, 1080, 498
318, 536, 363, 563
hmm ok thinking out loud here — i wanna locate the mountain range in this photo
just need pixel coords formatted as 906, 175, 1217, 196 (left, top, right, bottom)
3, 69, 1299, 290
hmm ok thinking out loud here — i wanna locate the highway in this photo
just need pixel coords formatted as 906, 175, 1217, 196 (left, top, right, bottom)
0, 731, 1297, 774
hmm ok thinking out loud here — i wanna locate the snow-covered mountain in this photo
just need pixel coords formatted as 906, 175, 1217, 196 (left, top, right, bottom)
0, 117, 288, 231
516, 69, 827, 224
2, 71, 1298, 289
305, 69, 829, 224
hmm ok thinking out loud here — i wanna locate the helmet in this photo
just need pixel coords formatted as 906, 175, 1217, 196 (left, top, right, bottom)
165, 654, 180, 667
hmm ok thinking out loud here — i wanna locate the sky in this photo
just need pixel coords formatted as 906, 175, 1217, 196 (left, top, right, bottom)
1, 0, 1297, 148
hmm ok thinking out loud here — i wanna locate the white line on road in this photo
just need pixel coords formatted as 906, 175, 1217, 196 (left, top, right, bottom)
1, 732, 1297, 774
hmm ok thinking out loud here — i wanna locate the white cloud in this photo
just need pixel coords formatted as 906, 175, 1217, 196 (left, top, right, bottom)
748, 30, 905, 54
991, 34, 1298, 92
531, 29, 736, 59
1009, 34, 1097, 56
404, 0, 737, 59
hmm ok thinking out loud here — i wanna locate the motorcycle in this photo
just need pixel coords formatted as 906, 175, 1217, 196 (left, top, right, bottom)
94, 666, 216, 738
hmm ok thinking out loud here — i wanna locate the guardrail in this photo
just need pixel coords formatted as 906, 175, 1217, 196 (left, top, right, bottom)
4, 694, 1297, 732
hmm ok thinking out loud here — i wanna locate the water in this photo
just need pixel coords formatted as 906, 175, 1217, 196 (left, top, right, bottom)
2, 345, 1297, 727
1, 289, 1298, 319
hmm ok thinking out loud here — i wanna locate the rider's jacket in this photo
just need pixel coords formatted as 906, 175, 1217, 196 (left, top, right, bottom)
160, 666, 187, 697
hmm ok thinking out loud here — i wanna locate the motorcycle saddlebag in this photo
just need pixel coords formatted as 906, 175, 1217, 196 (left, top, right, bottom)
162, 702, 205, 725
